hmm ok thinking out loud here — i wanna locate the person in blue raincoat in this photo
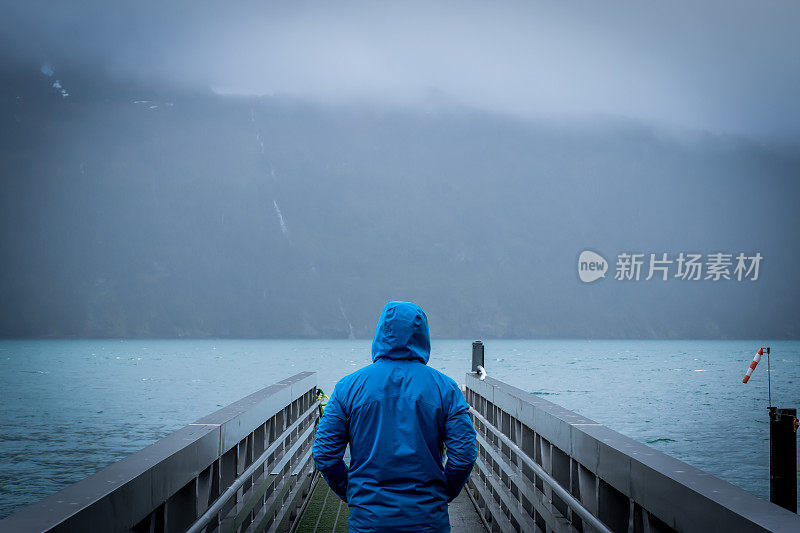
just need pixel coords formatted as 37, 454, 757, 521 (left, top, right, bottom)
313, 301, 477, 532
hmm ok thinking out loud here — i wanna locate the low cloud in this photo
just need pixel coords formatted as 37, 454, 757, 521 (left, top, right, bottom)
2, 0, 799, 140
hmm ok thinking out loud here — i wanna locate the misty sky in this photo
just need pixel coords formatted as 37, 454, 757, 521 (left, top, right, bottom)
2, 0, 799, 142
1, 0, 799, 340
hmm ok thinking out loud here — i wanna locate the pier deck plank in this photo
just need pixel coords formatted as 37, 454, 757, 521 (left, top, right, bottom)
448, 489, 486, 532
294, 477, 348, 532
295, 476, 485, 532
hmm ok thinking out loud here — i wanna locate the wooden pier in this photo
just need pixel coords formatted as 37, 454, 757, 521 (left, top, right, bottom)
295, 476, 485, 532
2, 361, 799, 532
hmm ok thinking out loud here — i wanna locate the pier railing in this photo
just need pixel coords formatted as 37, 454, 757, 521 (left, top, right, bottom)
464, 373, 800, 533
6, 362, 798, 533
0, 372, 319, 533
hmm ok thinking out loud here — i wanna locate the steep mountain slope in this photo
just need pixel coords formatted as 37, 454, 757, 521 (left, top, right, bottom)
1, 65, 798, 338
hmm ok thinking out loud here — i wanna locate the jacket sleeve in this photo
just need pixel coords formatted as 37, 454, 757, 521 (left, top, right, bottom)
312, 386, 349, 501
443, 386, 478, 502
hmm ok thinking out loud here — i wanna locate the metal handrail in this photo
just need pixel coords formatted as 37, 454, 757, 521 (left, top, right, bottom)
269, 423, 316, 475
291, 447, 314, 476
469, 406, 613, 533
473, 455, 536, 532
473, 430, 571, 533
187, 401, 319, 533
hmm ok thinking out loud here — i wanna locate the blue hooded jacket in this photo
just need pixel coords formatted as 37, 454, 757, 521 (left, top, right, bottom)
313, 302, 477, 533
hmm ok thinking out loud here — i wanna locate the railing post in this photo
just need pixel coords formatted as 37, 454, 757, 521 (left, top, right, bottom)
769, 407, 798, 513
472, 340, 484, 373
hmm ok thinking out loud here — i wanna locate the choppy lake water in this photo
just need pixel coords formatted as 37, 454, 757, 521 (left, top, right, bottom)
0, 339, 798, 518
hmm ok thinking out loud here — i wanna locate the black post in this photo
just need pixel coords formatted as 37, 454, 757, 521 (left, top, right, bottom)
769, 406, 798, 513
472, 341, 484, 373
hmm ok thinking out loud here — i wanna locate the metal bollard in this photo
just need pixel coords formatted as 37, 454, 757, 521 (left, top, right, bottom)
472, 341, 484, 373
769, 407, 798, 513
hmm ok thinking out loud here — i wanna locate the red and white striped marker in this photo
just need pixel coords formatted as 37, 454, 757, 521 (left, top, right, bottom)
742, 347, 764, 383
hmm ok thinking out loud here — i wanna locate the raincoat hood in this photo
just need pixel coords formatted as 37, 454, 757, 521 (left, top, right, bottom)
371, 301, 430, 364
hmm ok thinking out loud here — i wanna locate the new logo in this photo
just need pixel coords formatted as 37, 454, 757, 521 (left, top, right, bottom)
578, 250, 608, 283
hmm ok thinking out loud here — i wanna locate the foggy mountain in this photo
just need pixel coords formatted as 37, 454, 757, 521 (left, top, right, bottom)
1, 64, 798, 339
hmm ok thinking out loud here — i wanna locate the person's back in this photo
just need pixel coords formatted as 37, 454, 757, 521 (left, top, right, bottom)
313, 301, 477, 533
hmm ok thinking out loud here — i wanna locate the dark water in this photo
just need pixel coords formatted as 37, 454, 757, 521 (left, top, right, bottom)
0, 339, 798, 518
